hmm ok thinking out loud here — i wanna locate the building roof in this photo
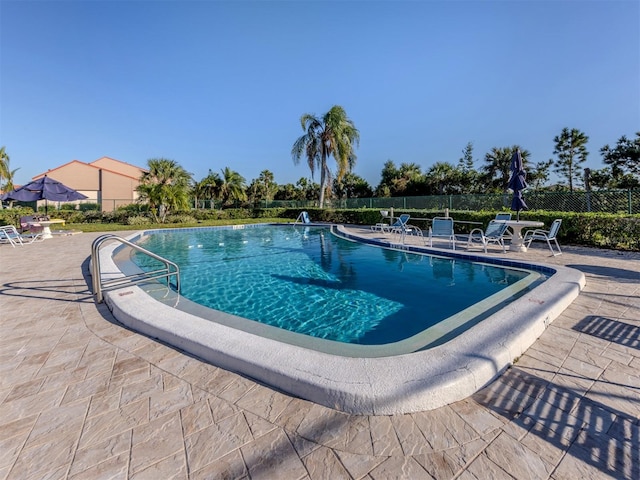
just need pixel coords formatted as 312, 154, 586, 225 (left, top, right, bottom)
33, 157, 146, 182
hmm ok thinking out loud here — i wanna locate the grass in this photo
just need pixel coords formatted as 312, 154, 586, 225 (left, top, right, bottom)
63, 218, 292, 233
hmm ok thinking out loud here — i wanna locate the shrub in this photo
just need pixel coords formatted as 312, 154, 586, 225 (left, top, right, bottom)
126, 215, 151, 226
165, 214, 196, 224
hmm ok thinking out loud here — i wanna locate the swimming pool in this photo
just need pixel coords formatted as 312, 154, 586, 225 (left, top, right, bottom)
100, 223, 585, 414
129, 225, 542, 354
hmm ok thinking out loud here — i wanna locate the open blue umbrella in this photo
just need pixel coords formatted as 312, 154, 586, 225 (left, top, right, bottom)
508, 149, 528, 221
0, 175, 88, 213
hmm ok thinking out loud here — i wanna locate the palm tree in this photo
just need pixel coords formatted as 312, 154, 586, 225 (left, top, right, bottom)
0, 146, 10, 191
482, 145, 530, 192
219, 167, 247, 207
291, 105, 360, 208
136, 158, 192, 222
193, 170, 222, 209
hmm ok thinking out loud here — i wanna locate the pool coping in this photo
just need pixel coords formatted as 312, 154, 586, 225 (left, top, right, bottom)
98, 224, 586, 415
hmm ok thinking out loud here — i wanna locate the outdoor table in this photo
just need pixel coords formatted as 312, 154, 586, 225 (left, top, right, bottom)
494, 219, 544, 252
33, 219, 66, 239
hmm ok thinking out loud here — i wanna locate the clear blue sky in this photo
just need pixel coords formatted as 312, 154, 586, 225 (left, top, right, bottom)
1, 0, 638, 189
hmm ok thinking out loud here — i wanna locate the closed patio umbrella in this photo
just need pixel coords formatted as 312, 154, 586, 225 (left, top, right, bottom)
0, 175, 88, 214
508, 149, 528, 221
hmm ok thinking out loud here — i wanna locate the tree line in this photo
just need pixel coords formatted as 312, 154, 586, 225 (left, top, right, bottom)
1, 105, 638, 221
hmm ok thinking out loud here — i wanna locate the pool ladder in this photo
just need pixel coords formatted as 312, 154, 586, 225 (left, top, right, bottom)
91, 234, 180, 303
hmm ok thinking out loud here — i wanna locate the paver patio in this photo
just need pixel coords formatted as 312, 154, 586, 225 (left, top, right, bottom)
0, 227, 638, 479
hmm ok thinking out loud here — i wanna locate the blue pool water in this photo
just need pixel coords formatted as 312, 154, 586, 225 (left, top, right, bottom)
132, 226, 535, 345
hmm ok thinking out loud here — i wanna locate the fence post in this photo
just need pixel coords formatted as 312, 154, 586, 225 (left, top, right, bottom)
629, 189, 633, 214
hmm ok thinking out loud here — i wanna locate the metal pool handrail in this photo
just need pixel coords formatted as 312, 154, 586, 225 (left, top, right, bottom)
91, 234, 180, 303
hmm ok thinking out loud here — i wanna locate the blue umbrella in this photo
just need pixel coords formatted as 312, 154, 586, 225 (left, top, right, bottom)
1, 175, 88, 213
508, 149, 528, 220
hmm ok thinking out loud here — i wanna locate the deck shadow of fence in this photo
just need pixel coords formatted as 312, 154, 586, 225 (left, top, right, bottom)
572, 315, 639, 351
472, 364, 639, 479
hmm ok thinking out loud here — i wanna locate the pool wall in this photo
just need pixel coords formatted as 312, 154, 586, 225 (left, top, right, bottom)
97, 224, 585, 415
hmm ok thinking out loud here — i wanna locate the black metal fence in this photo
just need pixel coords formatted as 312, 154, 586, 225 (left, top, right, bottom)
264, 189, 640, 215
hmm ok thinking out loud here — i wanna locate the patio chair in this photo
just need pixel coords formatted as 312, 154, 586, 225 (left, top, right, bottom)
494, 212, 513, 239
523, 219, 563, 256
19, 215, 48, 234
467, 220, 509, 253
0, 225, 44, 247
427, 217, 456, 250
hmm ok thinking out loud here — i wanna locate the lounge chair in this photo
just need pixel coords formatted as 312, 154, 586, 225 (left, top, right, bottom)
382, 214, 409, 233
427, 217, 456, 250
370, 210, 390, 232
0, 225, 44, 247
467, 220, 509, 253
523, 219, 562, 256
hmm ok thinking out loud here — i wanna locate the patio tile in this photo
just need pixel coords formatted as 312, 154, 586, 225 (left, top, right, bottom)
484, 431, 554, 480
390, 413, 433, 456
7, 436, 77, 480
60, 372, 110, 405
302, 445, 351, 480
241, 428, 307, 480
130, 412, 184, 474
369, 415, 403, 456
179, 399, 213, 437
334, 449, 385, 479
67, 452, 129, 480
189, 450, 247, 480
68, 430, 131, 477
149, 381, 193, 420
461, 453, 515, 479
369, 456, 434, 480
235, 384, 293, 422
184, 412, 253, 471
244, 411, 278, 439
410, 409, 460, 451
207, 395, 240, 423
78, 398, 149, 449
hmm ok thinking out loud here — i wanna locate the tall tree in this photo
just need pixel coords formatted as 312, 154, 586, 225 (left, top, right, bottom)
136, 158, 192, 222
527, 159, 553, 190
424, 162, 464, 195
333, 172, 373, 199
600, 132, 640, 184
375, 160, 399, 197
552, 127, 589, 192
457, 142, 479, 193
219, 167, 247, 206
291, 105, 360, 208
481, 146, 530, 192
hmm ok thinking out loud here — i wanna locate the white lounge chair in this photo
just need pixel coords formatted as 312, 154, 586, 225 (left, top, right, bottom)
371, 210, 390, 232
0, 225, 44, 247
524, 219, 563, 256
428, 217, 456, 250
467, 220, 509, 253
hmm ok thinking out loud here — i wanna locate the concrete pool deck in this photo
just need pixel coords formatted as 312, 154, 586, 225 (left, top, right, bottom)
0, 227, 638, 479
